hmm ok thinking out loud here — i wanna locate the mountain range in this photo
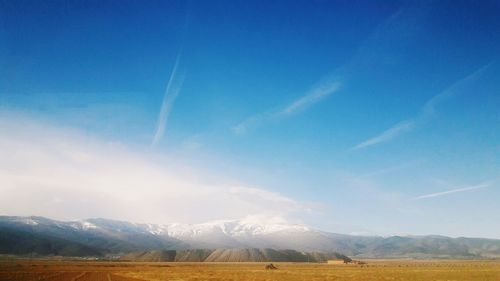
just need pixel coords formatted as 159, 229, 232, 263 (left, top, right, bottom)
1, 216, 499, 260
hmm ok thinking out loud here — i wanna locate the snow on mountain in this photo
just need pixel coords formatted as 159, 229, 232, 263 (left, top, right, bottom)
69, 220, 98, 230
2, 216, 500, 258
10, 215, 312, 239
23, 217, 39, 225
155, 216, 313, 239
138, 217, 313, 239
27, 215, 323, 250
115, 216, 327, 250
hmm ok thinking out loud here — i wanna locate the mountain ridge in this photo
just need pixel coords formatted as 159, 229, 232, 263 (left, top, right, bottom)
1, 216, 499, 259
120, 249, 350, 263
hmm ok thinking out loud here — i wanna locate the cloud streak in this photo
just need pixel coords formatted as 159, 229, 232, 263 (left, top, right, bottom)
413, 181, 492, 200
279, 81, 341, 116
233, 80, 341, 134
151, 51, 186, 147
232, 8, 415, 136
353, 120, 415, 150
353, 63, 491, 150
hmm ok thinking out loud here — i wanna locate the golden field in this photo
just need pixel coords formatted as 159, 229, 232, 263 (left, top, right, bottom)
0, 259, 499, 281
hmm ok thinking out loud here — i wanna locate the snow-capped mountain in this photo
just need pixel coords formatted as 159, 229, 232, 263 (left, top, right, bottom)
1, 216, 499, 259
145, 217, 312, 238
0, 215, 324, 250
141, 217, 320, 250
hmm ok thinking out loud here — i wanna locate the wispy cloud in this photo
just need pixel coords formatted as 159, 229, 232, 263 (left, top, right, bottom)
151, 51, 186, 146
232, 112, 269, 135
151, 7, 192, 146
353, 63, 491, 150
232, 80, 341, 134
279, 81, 341, 116
353, 120, 415, 150
413, 181, 492, 200
232, 8, 412, 136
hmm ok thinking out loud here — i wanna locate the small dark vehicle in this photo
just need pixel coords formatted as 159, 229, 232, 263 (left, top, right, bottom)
265, 263, 278, 270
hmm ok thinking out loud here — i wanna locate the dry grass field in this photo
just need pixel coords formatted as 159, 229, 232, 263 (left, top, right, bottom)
0, 259, 498, 281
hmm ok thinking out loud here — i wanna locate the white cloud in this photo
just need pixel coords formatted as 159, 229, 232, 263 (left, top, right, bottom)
353, 120, 415, 150
412, 181, 492, 200
353, 63, 491, 150
232, 113, 269, 135
152, 52, 185, 146
232, 80, 341, 134
0, 111, 306, 224
279, 81, 341, 116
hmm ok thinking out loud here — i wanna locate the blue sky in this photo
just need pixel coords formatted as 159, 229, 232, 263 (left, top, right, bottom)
0, 0, 499, 238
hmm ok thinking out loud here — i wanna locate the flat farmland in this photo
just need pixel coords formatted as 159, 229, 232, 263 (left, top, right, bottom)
0, 260, 499, 281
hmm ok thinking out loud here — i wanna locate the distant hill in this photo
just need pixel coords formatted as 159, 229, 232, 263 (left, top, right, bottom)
0, 226, 102, 257
121, 249, 349, 262
1, 216, 499, 259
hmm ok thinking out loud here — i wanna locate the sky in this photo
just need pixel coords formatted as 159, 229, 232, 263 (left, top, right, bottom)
0, 0, 499, 238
